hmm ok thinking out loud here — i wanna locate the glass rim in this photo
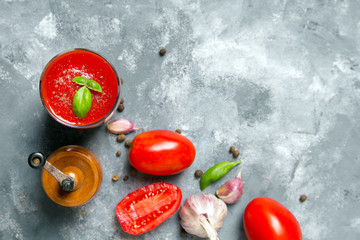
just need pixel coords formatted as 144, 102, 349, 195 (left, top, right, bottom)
39, 48, 121, 129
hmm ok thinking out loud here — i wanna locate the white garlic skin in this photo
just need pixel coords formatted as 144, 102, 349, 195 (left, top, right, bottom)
179, 193, 227, 238
216, 177, 244, 204
107, 118, 140, 134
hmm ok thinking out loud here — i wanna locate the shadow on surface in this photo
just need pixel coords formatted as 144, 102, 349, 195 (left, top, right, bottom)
37, 114, 100, 156
32, 113, 102, 216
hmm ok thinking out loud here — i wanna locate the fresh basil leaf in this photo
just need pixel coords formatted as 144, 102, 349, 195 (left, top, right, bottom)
72, 86, 92, 118
72, 76, 88, 85
86, 80, 103, 93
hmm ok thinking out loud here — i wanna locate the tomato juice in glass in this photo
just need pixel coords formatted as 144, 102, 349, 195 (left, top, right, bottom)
40, 49, 121, 128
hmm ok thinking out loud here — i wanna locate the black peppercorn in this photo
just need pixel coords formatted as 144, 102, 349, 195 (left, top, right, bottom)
233, 150, 240, 158
194, 170, 203, 178
117, 104, 125, 112
159, 48, 166, 56
116, 151, 122, 157
125, 140, 132, 148
300, 194, 307, 202
117, 134, 126, 142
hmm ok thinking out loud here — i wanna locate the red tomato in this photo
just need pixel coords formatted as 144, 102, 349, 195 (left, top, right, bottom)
129, 130, 196, 175
116, 182, 182, 235
243, 197, 302, 240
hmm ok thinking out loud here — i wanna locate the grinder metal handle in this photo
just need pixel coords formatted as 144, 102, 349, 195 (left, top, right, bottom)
28, 152, 76, 192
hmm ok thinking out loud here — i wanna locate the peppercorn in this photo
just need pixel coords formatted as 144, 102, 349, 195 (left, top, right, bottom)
116, 151, 122, 157
159, 48, 166, 56
229, 146, 236, 153
81, 211, 86, 217
233, 150, 240, 158
112, 174, 119, 181
300, 194, 307, 202
117, 134, 126, 142
123, 176, 129, 181
194, 170, 203, 178
117, 104, 125, 112
175, 129, 182, 134
120, 78, 124, 84
120, 98, 124, 104
125, 140, 132, 148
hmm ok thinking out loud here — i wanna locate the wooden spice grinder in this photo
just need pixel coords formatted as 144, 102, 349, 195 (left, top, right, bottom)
28, 145, 102, 207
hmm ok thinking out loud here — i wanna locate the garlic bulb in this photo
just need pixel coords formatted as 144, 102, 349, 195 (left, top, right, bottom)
107, 118, 141, 134
179, 193, 227, 240
216, 170, 244, 204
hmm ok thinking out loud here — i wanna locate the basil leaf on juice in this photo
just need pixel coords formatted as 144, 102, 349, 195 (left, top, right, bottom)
72, 86, 92, 118
86, 80, 103, 93
72, 76, 88, 85
71, 76, 102, 118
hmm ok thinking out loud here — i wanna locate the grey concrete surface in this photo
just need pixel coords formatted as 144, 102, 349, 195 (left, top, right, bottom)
1, 0, 360, 239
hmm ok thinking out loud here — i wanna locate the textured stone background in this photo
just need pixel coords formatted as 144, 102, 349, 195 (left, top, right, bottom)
1, 0, 360, 239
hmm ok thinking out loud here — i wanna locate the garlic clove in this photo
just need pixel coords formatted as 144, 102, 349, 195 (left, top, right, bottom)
216, 176, 244, 204
180, 193, 227, 240
107, 118, 141, 134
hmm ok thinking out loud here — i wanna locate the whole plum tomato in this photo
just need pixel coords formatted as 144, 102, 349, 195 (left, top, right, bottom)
129, 130, 196, 175
243, 197, 302, 240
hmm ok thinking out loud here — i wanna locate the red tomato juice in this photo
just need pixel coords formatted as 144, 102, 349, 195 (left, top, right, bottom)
40, 49, 120, 127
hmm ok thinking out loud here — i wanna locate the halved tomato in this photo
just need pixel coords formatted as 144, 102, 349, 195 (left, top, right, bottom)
115, 182, 182, 235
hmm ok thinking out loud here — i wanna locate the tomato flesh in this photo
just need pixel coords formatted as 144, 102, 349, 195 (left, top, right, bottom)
116, 182, 182, 235
129, 130, 196, 175
243, 197, 302, 240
